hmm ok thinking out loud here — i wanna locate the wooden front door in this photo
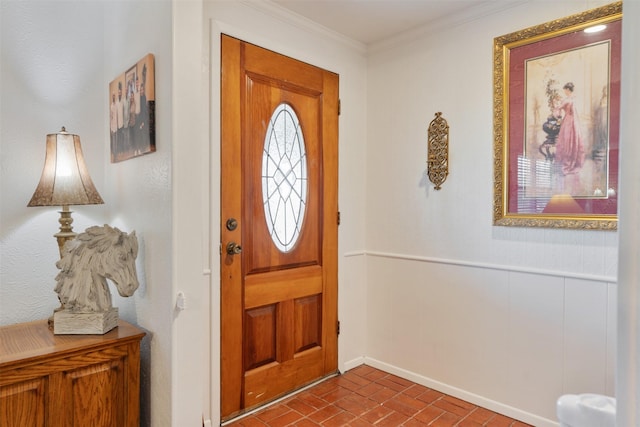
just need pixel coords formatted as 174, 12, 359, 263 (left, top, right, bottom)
220, 35, 339, 419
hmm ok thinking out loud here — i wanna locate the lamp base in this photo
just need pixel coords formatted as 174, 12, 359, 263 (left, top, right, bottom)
53, 308, 119, 335
55, 205, 77, 257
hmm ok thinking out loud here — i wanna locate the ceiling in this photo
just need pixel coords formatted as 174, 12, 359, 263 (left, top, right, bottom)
271, 0, 505, 45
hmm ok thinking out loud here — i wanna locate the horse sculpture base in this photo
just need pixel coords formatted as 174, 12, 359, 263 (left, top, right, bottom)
53, 308, 119, 335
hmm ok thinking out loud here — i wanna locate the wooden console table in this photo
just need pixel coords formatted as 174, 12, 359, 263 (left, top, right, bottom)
0, 319, 145, 427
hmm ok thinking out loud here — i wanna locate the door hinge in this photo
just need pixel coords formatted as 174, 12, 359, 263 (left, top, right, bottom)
337, 211, 341, 226
338, 99, 341, 116
337, 320, 341, 336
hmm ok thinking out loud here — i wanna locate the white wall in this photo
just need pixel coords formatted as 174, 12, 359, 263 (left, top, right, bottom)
616, 0, 640, 424
365, 1, 617, 425
103, 1, 174, 426
4, 1, 638, 426
0, 1, 108, 325
1, 1, 174, 426
172, 1, 209, 426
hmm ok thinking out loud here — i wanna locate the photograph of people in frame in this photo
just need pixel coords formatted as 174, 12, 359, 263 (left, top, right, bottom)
109, 53, 155, 163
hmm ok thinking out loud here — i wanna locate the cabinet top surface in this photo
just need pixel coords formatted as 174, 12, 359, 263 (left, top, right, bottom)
0, 319, 145, 367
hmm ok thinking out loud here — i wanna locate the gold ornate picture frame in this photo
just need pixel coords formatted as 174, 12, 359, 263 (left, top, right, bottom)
493, 2, 621, 230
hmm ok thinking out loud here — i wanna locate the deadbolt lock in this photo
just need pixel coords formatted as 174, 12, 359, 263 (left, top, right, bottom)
226, 218, 238, 231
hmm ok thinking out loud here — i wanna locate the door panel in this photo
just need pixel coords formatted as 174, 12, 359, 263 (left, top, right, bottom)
243, 76, 321, 273
220, 35, 339, 419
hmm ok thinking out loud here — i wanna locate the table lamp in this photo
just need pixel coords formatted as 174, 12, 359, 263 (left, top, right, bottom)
28, 127, 104, 257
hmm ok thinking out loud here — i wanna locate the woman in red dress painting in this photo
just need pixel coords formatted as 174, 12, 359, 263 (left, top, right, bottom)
556, 82, 585, 175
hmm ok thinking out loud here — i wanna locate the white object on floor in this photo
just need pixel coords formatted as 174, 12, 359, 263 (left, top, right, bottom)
557, 393, 616, 427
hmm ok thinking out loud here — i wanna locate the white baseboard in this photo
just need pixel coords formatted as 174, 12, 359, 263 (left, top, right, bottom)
341, 356, 366, 372
212, 356, 559, 427
360, 357, 559, 427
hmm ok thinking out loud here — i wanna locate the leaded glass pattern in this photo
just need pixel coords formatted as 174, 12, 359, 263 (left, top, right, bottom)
262, 103, 308, 252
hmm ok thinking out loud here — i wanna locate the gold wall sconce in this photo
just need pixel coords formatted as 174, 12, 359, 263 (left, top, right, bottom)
28, 127, 104, 257
427, 112, 449, 190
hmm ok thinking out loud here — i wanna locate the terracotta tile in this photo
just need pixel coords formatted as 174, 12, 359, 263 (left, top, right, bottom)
402, 384, 429, 398
286, 398, 317, 416
341, 371, 374, 386
322, 410, 356, 427
228, 416, 268, 426
432, 398, 474, 418
335, 397, 368, 416
222, 366, 534, 427
349, 365, 377, 377
486, 413, 516, 426
355, 382, 385, 397
457, 418, 484, 427
322, 386, 355, 403
268, 410, 303, 427
465, 407, 494, 424
364, 368, 388, 381
375, 411, 410, 427
337, 395, 379, 416
383, 374, 415, 388
297, 392, 330, 410
361, 405, 394, 424
336, 376, 367, 391
430, 411, 461, 427
391, 393, 430, 411
441, 395, 476, 411
416, 389, 444, 404
362, 369, 388, 381
413, 406, 445, 424
350, 393, 379, 408
256, 405, 291, 422
292, 419, 319, 427
348, 418, 374, 427
324, 376, 341, 386
244, 417, 269, 426
402, 418, 429, 426
376, 377, 411, 392
311, 380, 340, 397
308, 404, 342, 423
368, 387, 398, 404
382, 397, 422, 417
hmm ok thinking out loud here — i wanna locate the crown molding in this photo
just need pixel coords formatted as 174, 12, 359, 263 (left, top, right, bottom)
238, 0, 368, 55
368, 0, 528, 54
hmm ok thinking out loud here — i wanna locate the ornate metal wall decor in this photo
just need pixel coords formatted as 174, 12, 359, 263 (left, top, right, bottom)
427, 112, 449, 190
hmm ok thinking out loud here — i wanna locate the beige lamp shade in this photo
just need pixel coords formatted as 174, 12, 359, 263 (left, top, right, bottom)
28, 127, 104, 207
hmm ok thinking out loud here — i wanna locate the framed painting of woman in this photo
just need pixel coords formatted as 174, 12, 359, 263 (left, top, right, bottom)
493, 2, 621, 229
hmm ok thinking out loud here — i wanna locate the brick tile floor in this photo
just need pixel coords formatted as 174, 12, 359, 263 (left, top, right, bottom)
225, 365, 533, 426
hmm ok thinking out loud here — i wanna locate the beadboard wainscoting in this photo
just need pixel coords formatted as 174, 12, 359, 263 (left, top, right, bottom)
341, 251, 615, 426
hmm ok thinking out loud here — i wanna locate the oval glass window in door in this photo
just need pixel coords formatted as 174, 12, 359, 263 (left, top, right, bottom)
262, 103, 308, 252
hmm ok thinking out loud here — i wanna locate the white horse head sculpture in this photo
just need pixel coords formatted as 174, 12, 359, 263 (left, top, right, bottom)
55, 225, 139, 313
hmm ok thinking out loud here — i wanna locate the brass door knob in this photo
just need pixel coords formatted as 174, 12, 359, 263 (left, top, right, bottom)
226, 242, 242, 255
